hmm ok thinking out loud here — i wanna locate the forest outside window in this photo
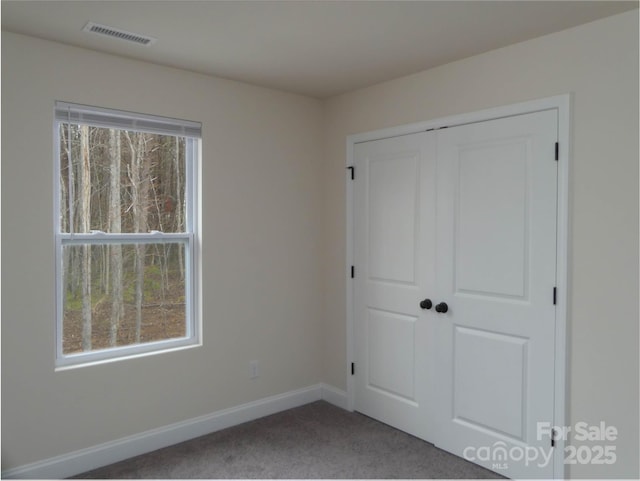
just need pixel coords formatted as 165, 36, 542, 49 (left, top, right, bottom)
54, 102, 201, 367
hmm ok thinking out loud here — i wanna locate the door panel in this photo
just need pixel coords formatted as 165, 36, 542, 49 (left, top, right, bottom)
354, 132, 436, 442
434, 110, 558, 478
368, 154, 418, 283
367, 308, 416, 400
456, 139, 529, 298
453, 326, 528, 440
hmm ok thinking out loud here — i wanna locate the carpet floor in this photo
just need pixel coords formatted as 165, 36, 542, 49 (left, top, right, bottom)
73, 400, 501, 479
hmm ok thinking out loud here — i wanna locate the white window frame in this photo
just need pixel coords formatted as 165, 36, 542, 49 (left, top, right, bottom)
54, 101, 202, 369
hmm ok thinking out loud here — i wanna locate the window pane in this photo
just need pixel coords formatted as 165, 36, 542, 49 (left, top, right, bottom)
61, 242, 187, 355
59, 124, 187, 234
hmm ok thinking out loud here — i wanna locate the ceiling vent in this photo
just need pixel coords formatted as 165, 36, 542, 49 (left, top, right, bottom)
82, 22, 157, 46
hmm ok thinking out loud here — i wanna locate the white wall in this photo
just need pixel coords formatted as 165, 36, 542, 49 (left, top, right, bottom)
321, 10, 639, 479
1, 31, 324, 470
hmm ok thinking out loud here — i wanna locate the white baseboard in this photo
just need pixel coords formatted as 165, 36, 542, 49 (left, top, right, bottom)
3, 383, 346, 479
320, 383, 349, 410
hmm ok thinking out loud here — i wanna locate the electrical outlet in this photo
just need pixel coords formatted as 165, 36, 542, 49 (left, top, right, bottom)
249, 360, 259, 379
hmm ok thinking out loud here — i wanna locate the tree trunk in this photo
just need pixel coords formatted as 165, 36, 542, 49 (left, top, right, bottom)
175, 138, 185, 280
59, 125, 73, 298
134, 243, 144, 343
108, 129, 124, 346
126, 132, 149, 343
79, 125, 92, 351
60, 125, 70, 233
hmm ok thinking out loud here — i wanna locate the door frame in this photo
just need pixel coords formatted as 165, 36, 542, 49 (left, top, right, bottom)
345, 95, 570, 478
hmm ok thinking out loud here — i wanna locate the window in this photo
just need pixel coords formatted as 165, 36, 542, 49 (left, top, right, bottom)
54, 102, 201, 367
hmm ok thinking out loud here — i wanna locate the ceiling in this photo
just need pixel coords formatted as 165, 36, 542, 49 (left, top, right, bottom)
2, 1, 637, 98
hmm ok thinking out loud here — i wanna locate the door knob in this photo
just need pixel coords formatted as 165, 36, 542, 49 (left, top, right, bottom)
419, 299, 432, 310
435, 302, 449, 313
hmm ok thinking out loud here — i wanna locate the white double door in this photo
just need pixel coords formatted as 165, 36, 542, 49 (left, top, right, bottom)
353, 110, 558, 478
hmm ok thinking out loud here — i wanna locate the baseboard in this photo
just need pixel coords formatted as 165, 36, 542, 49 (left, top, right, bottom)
320, 383, 349, 410
2, 384, 329, 479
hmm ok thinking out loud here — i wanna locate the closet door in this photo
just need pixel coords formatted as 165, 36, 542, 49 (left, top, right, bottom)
433, 110, 558, 479
352, 108, 559, 479
353, 131, 437, 442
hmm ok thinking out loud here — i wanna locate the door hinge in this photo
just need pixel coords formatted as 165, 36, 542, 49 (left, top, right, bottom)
351, 362, 355, 375
347, 166, 354, 180
555, 142, 559, 161
553, 287, 557, 305
351, 266, 355, 278
551, 428, 556, 447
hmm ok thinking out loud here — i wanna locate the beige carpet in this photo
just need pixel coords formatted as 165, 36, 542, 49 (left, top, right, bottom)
73, 400, 501, 479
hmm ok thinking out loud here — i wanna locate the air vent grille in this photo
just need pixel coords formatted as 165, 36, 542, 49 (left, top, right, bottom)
82, 22, 157, 46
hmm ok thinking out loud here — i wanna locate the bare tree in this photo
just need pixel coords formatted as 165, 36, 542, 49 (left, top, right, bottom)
60, 125, 73, 301
79, 125, 92, 350
125, 131, 150, 343
108, 129, 124, 346
175, 137, 185, 280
